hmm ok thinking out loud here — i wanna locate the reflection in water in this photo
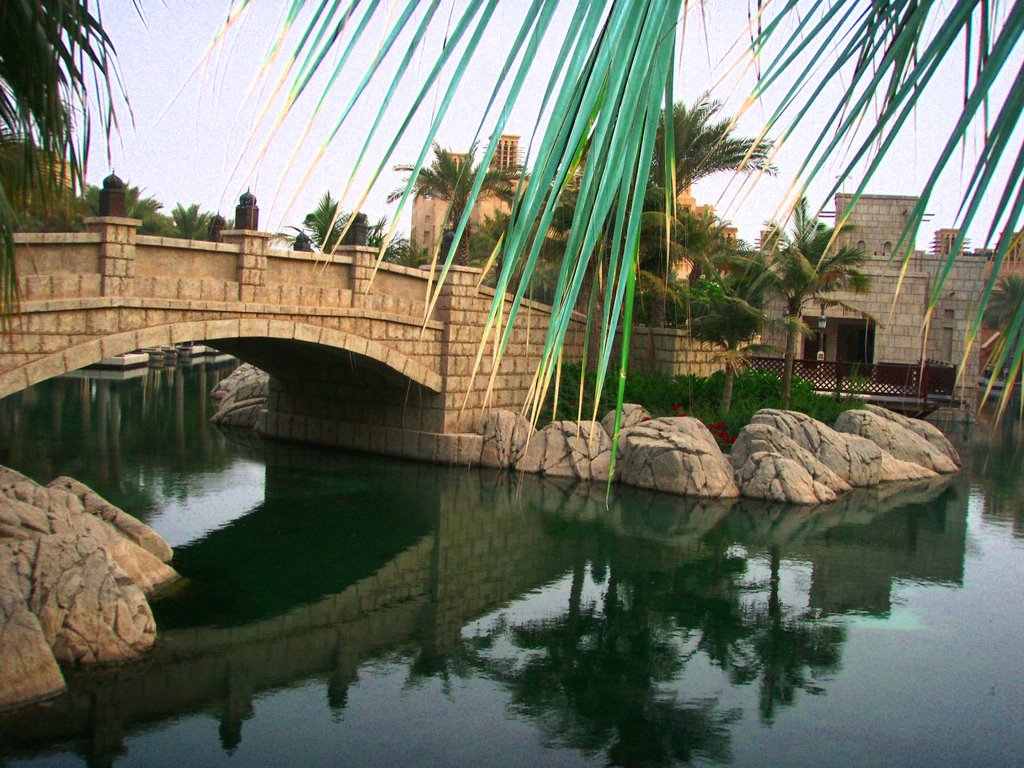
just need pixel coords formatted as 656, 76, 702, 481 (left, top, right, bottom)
0, 359, 240, 535
0, 370, 1021, 767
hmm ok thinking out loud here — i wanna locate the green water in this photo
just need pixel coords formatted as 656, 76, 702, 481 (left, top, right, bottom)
0, 361, 1022, 767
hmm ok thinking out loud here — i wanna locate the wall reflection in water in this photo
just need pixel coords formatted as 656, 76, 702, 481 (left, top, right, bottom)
0, 428, 969, 766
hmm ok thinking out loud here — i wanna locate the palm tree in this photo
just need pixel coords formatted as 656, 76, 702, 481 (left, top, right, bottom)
388, 142, 519, 266
639, 97, 775, 329
286, 191, 350, 253
688, 250, 775, 414
767, 197, 871, 408
284, 192, 412, 263
984, 275, 1024, 331
650, 95, 776, 199
0, 0, 122, 312
171, 203, 214, 241
982, 275, 1024, 398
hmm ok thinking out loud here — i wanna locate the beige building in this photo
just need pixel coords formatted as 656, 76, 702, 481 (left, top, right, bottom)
760, 193, 986, 401
410, 134, 523, 252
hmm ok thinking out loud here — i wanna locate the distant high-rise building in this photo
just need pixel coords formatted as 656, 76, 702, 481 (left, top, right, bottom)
410, 134, 523, 253
490, 134, 521, 171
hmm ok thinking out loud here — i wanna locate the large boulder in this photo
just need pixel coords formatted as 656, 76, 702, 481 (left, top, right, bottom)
516, 420, 612, 481
835, 409, 958, 474
479, 410, 533, 469
600, 404, 651, 438
0, 466, 176, 710
47, 476, 173, 563
210, 364, 269, 428
734, 451, 837, 505
730, 422, 852, 493
0, 472, 178, 596
749, 409, 887, 487
864, 404, 960, 466
616, 417, 740, 498
1, 535, 156, 666
750, 408, 939, 486
0, 578, 65, 711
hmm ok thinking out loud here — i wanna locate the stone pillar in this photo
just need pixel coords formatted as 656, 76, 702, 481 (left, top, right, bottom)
84, 215, 141, 298
350, 246, 381, 306
434, 266, 484, 435
222, 228, 271, 303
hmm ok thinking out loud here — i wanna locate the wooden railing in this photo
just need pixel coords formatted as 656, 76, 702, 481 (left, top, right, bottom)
748, 357, 957, 402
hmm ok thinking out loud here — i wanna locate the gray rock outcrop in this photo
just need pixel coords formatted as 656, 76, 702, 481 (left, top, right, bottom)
749, 409, 888, 487
616, 417, 740, 498
210, 363, 269, 428
864, 404, 960, 467
0, 579, 65, 711
0, 467, 177, 712
834, 409, 958, 474
601, 404, 651, 438
2, 534, 156, 666
479, 410, 533, 469
730, 422, 852, 494
516, 420, 612, 481
734, 451, 838, 505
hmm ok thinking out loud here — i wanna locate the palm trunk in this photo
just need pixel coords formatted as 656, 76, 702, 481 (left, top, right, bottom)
580, 259, 603, 372
781, 301, 800, 409
720, 364, 735, 414
651, 277, 668, 328
456, 228, 471, 267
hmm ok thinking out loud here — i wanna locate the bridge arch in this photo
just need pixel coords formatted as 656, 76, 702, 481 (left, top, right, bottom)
0, 319, 443, 398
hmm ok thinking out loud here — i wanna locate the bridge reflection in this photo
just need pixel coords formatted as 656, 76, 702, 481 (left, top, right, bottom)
0, 447, 967, 766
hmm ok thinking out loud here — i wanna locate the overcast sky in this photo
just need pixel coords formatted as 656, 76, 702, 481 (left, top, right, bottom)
88, 1, 1019, 250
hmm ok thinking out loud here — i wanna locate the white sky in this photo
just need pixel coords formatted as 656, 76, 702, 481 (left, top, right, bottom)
87, 0, 1020, 250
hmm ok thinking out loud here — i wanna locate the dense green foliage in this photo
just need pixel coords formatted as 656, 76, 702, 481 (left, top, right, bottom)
545, 364, 863, 444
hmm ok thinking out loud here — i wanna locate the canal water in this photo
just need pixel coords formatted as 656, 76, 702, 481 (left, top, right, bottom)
0, 359, 1022, 767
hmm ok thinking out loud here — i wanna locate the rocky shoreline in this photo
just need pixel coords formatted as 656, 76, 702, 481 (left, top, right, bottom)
479, 402, 960, 502
209, 364, 961, 504
0, 469, 178, 712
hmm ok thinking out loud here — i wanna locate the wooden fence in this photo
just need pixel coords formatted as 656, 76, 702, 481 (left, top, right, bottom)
748, 357, 957, 402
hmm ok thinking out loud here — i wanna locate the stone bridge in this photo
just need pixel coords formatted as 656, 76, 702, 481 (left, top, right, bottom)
1, 216, 584, 463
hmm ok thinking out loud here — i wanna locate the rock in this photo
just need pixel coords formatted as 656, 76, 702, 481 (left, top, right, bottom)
834, 409, 958, 474
1, 477, 178, 597
616, 417, 740, 498
1, 535, 156, 666
863, 404, 961, 467
600, 404, 651, 438
210, 364, 269, 428
516, 420, 612, 481
730, 422, 852, 493
47, 477, 173, 563
479, 410, 534, 468
0, 576, 65, 711
0, 466, 178, 710
878, 455, 939, 482
749, 409, 886, 487
734, 451, 837, 505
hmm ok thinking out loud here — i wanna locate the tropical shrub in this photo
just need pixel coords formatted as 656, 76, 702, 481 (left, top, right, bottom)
543, 364, 863, 448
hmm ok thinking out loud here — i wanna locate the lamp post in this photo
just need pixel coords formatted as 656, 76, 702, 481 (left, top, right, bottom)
816, 310, 827, 362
